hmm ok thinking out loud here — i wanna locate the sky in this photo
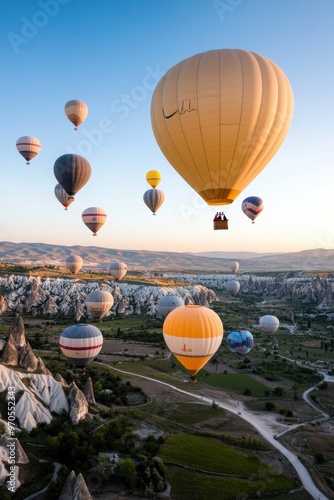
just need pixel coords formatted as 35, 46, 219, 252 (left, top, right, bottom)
1, 0, 334, 255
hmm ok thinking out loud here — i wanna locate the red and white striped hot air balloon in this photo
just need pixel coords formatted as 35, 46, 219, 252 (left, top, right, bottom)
82, 207, 107, 236
59, 324, 103, 369
16, 136, 41, 165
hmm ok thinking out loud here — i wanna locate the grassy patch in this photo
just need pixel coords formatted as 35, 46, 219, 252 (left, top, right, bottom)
201, 372, 267, 396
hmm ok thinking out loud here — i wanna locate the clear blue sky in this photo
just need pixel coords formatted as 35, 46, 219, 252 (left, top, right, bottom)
1, 0, 334, 254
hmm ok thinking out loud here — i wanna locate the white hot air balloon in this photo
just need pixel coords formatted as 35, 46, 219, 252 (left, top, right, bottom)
65, 255, 83, 274
230, 261, 239, 274
85, 290, 114, 321
157, 295, 184, 317
109, 262, 127, 281
225, 280, 240, 296
259, 315, 279, 334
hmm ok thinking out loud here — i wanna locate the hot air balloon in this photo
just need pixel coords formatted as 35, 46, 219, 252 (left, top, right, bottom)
230, 261, 239, 274
65, 255, 83, 274
85, 290, 114, 321
64, 100, 88, 130
82, 207, 107, 236
59, 324, 103, 369
242, 196, 264, 223
16, 136, 41, 165
54, 154, 91, 196
157, 295, 184, 317
225, 280, 240, 296
151, 49, 293, 226
54, 183, 74, 210
146, 170, 162, 188
109, 262, 127, 281
143, 188, 164, 215
227, 329, 254, 356
259, 315, 279, 334
163, 305, 223, 382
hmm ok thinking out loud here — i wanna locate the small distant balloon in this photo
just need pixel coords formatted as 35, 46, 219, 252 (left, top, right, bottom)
85, 290, 114, 321
65, 255, 83, 274
54, 183, 74, 210
157, 295, 184, 317
230, 261, 239, 274
146, 170, 162, 188
225, 280, 240, 296
227, 329, 254, 356
242, 196, 264, 223
259, 315, 279, 334
64, 100, 88, 130
143, 188, 164, 215
59, 323, 103, 368
16, 136, 41, 165
82, 207, 107, 236
109, 262, 127, 281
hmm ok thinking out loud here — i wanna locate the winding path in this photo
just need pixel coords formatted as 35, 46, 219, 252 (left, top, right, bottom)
96, 362, 329, 500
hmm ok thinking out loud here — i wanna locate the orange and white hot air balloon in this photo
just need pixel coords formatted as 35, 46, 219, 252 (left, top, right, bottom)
64, 100, 88, 130
82, 207, 107, 236
151, 49, 293, 214
163, 305, 223, 382
16, 136, 41, 165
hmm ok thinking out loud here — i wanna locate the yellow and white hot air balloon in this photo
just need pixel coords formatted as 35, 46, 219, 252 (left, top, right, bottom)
163, 305, 223, 382
146, 170, 162, 188
64, 100, 88, 130
151, 49, 293, 223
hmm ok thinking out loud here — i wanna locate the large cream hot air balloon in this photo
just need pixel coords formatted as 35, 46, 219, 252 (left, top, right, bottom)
82, 207, 107, 236
65, 100, 88, 130
163, 305, 223, 382
16, 136, 41, 165
151, 49, 293, 212
85, 290, 114, 321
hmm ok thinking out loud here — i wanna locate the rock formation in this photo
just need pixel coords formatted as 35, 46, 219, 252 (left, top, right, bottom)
68, 382, 89, 424
8, 313, 26, 347
59, 470, 92, 500
83, 377, 96, 405
0, 333, 18, 366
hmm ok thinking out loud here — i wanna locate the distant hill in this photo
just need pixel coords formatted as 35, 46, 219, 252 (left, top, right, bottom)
0, 241, 333, 272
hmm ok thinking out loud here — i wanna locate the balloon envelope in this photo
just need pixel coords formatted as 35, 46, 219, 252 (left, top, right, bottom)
146, 170, 162, 188
225, 280, 240, 296
143, 188, 164, 215
151, 48, 293, 206
82, 207, 107, 236
109, 262, 127, 281
59, 324, 103, 368
65, 255, 83, 274
230, 261, 239, 274
54, 154, 91, 196
86, 290, 114, 320
65, 100, 88, 129
157, 295, 184, 317
54, 183, 74, 210
259, 315, 279, 334
242, 196, 264, 222
163, 305, 223, 379
227, 329, 254, 356
16, 136, 41, 164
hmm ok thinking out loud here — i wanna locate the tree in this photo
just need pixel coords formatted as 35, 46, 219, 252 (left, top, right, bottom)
265, 401, 276, 411
114, 458, 137, 488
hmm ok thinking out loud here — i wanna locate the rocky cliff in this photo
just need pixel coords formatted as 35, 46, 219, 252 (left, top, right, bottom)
0, 275, 216, 319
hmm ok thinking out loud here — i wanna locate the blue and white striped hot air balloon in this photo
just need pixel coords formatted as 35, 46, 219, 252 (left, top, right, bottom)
59, 324, 103, 368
